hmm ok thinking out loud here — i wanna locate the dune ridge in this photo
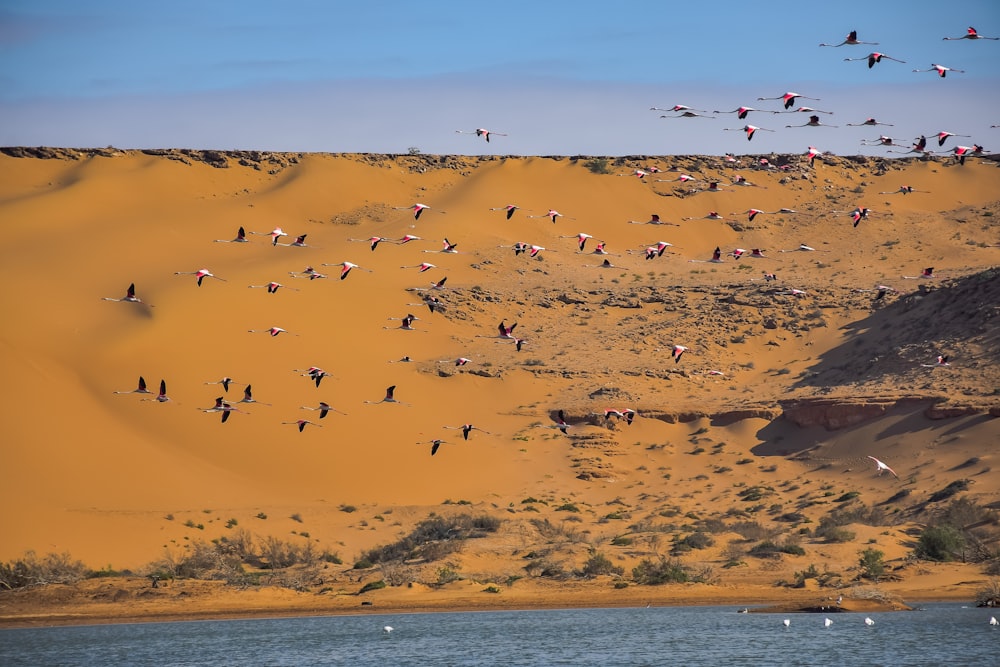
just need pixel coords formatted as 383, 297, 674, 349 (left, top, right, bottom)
1, 148, 998, 623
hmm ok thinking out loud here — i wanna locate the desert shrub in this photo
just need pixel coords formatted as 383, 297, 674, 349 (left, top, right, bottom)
858, 548, 886, 582
611, 535, 633, 546
680, 531, 715, 550
749, 540, 805, 558
730, 521, 774, 541
975, 579, 1000, 607
359, 580, 386, 594
915, 524, 966, 562
928, 480, 970, 504
632, 557, 690, 585
815, 516, 857, 543
0, 551, 88, 590
584, 157, 612, 174
361, 513, 503, 565
579, 551, 624, 578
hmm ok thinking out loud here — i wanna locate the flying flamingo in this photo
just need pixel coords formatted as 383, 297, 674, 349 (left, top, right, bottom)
114, 375, 152, 395
498, 320, 517, 339
757, 92, 820, 109
682, 211, 725, 221
400, 262, 437, 273
688, 246, 725, 263
943, 26, 999, 40
553, 409, 570, 434
672, 345, 689, 363
912, 64, 964, 77
443, 424, 493, 440
661, 111, 714, 119
205, 377, 241, 392
321, 261, 372, 280
560, 232, 594, 251
831, 206, 871, 227
248, 327, 296, 337
274, 233, 316, 248
394, 203, 439, 220
423, 238, 459, 254
819, 30, 878, 47
283, 419, 322, 432
365, 385, 410, 406
786, 115, 838, 128
490, 205, 523, 220
713, 106, 763, 119
350, 236, 395, 251
455, 128, 507, 142
651, 104, 707, 113
628, 214, 678, 226
214, 226, 248, 243
288, 266, 328, 280
843, 52, 906, 68
731, 175, 766, 188
302, 367, 332, 387
878, 185, 927, 195
949, 144, 985, 165
723, 124, 775, 141
921, 355, 951, 368
861, 135, 909, 148
930, 131, 971, 147
140, 379, 171, 403
805, 146, 825, 167
416, 439, 450, 456
655, 174, 698, 183
846, 118, 893, 127
772, 106, 833, 115
867, 456, 898, 478
300, 402, 346, 418
201, 397, 245, 423
248, 281, 299, 293
102, 282, 147, 304
235, 384, 270, 406
249, 227, 288, 245
903, 267, 937, 280
887, 136, 931, 155
395, 234, 424, 244
527, 209, 569, 223
384, 314, 422, 331
174, 269, 226, 286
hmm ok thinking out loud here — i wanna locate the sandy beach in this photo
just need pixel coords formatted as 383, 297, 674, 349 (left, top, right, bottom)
1, 148, 998, 627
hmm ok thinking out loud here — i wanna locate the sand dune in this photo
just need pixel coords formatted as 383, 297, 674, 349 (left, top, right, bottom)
1, 148, 998, 614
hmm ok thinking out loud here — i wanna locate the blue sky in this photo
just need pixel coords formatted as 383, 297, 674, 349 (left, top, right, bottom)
2, 0, 998, 155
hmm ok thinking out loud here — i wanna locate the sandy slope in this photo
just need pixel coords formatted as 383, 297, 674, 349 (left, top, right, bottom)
1, 148, 998, 618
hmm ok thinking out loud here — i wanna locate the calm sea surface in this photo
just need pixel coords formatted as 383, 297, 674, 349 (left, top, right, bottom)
1, 603, 997, 666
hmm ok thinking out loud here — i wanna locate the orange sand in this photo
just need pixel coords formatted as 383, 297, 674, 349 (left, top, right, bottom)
1, 149, 998, 624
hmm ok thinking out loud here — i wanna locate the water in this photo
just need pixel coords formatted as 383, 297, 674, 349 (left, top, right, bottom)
1, 603, 997, 666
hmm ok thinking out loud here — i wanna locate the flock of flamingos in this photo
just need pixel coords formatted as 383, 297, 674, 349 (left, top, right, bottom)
103, 27, 995, 474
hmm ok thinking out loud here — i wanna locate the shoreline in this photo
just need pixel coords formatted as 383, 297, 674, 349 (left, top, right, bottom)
0, 577, 972, 629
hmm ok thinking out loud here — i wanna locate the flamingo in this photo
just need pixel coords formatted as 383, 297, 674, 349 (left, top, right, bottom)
848, 206, 871, 227
867, 455, 898, 479
713, 106, 763, 119
777, 288, 808, 297
395, 234, 424, 244
672, 345, 689, 363
526, 245, 547, 257
114, 375, 152, 395
513, 337, 527, 352
302, 367, 332, 387
321, 261, 371, 280
553, 409, 570, 434
288, 266, 328, 280
248, 327, 295, 337
365, 385, 410, 406
498, 320, 517, 339
527, 209, 568, 223
949, 144, 985, 165
283, 419, 322, 432
702, 181, 730, 192
560, 232, 594, 251
732, 175, 766, 188
846, 118, 893, 127
443, 424, 492, 440
903, 266, 937, 280
174, 269, 226, 287
763, 271, 778, 281
204, 377, 241, 392
887, 136, 931, 155
682, 211, 725, 221
214, 226, 248, 243
102, 282, 146, 304
757, 92, 820, 110
655, 174, 698, 183
384, 313, 422, 331
394, 203, 437, 220
301, 402, 346, 418
772, 106, 833, 115
274, 234, 314, 248
861, 136, 910, 148
878, 185, 927, 195
400, 262, 437, 272
140, 379, 171, 403
805, 146, 825, 167
350, 236, 394, 251
661, 111, 714, 119
628, 214, 678, 226
843, 52, 906, 68
943, 26, 999, 40
819, 30, 878, 47
201, 397, 245, 423
249, 227, 288, 245
455, 128, 507, 142
416, 439, 450, 456
786, 115, 838, 128
931, 131, 971, 147
236, 384, 270, 406
248, 281, 299, 293
921, 354, 951, 368
912, 64, 964, 77
723, 124, 775, 141
423, 238, 458, 254
651, 104, 706, 113
490, 205, 523, 220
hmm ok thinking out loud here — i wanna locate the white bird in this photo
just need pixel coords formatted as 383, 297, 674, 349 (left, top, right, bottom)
990, 616, 998, 626
824, 618, 833, 628
383, 625, 394, 634
783, 619, 791, 628
250, 227, 288, 245
321, 261, 372, 280
456, 128, 507, 142
867, 455, 899, 479
865, 617, 875, 626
